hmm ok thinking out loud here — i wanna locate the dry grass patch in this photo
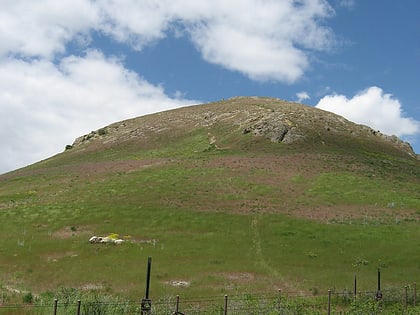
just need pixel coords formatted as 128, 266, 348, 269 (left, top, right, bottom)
51, 225, 93, 239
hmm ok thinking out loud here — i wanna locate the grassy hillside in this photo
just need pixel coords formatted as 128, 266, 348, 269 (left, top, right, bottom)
0, 97, 419, 300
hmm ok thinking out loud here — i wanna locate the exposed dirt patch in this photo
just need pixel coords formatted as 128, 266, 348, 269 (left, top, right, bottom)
67, 159, 169, 177
159, 154, 327, 215
3, 159, 170, 183
52, 225, 94, 239
220, 272, 255, 283
292, 205, 420, 223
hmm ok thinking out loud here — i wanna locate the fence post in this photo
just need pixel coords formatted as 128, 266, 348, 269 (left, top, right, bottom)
414, 282, 417, 307
375, 268, 382, 301
354, 274, 357, 298
53, 299, 58, 315
404, 286, 408, 309
277, 289, 282, 312
224, 294, 228, 315
141, 257, 152, 315
327, 289, 331, 315
77, 299, 81, 315
175, 295, 180, 313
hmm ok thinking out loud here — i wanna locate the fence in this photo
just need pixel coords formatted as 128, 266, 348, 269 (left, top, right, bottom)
0, 284, 418, 315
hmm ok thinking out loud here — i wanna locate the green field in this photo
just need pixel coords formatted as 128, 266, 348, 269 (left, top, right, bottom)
0, 98, 419, 307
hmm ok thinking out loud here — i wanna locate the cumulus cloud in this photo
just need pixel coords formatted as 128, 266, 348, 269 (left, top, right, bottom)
0, 0, 98, 58
315, 87, 420, 137
0, 51, 194, 174
296, 91, 310, 103
100, 0, 335, 82
96, 0, 170, 48
1, 0, 336, 82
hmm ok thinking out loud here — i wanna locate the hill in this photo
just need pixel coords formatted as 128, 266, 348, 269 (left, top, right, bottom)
0, 97, 419, 299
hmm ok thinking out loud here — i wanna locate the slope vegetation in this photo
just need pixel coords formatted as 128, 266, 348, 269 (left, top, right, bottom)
1, 97, 419, 298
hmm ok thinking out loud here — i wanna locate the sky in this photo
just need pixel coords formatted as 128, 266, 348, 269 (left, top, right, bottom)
1, 0, 419, 174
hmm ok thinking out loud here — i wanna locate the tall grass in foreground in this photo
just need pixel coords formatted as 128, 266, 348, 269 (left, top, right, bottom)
1, 287, 419, 314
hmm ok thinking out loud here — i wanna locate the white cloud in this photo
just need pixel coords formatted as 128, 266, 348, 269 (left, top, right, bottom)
96, 0, 170, 49
0, 51, 194, 174
1, 0, 336, 82
315, 87, 420, 137
0, 0, 339, 173
0, 0, 98, 58
190, 23, 308, 82
152, 0, 335, 82
296, 91, 310, 103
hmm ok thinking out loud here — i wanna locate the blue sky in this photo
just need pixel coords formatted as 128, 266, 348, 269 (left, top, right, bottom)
0, 0, 419, 174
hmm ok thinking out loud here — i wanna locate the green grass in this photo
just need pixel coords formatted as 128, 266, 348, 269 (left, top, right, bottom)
1, 194, 418, 298
258, 214, 420, 291
303, 172, 420, 209
0, 99, 419, 302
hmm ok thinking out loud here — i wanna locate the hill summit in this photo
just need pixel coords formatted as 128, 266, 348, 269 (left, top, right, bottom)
69, 97, 416, 159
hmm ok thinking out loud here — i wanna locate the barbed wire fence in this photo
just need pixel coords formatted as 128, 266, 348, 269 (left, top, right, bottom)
0, 284, 418, 315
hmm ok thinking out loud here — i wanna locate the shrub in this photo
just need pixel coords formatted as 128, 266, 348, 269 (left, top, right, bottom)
98, 128, 107, 135
22, 292, 34, 304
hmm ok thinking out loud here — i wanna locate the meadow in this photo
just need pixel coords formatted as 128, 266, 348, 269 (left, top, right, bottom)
0, 99, 419, 312
1, 153, 418, 299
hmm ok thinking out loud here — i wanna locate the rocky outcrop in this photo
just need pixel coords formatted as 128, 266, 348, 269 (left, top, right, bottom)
243, 119, 304, 143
